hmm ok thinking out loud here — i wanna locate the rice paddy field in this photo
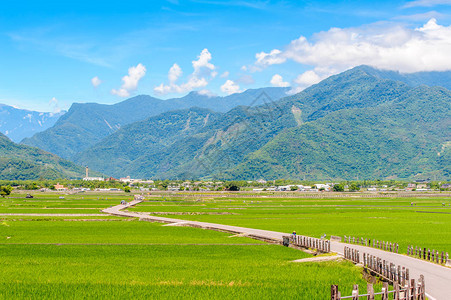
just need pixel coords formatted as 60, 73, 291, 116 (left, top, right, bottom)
1, 191, 449, 299
128, 192, 451, 254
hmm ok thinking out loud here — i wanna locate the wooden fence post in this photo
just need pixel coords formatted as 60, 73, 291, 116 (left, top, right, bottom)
381, 282, 389, 300
419, 274, 425, 300
352, 284, 359, 300
405, 279, 410, 300
393, 282, 400, 300
367, 283, 374, 300
331, 285, 339, 300
402, 267, 406, 286
411, 279, 416, 299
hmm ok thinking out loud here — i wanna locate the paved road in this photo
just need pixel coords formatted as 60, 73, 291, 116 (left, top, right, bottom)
103, 200, 450, 300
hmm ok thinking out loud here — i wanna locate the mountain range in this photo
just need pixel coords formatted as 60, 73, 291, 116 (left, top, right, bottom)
73, 66, 450, 180
2, 65, 450, 181
21, 87, 289, 159
0, 104, 65, 142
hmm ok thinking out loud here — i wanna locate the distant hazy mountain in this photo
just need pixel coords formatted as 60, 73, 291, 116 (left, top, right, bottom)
75, 66, 451, 180
0, 104, 65, 142
0, 132, 90, 180
22, 87, 289, 159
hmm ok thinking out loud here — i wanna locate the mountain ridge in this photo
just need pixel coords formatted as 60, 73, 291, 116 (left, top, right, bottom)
74, 66, 450, 180
22, 87, 289, 159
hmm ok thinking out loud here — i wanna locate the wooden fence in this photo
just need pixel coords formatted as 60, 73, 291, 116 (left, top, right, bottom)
331, 277, 425, 300
344, 246, 361, 263
344, 236, 399, 254
407, 245, 449, 265
282, 235, 331, 252
339, 246, 425, 299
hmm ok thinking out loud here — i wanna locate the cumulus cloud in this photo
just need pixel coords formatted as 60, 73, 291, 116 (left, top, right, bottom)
221, 80, 241, 95
256, 49, 286, 67
154, 49, 217, 95
253, 19, 451, 91
91, 76, 102, 88
112, 63, 146, 97
168, 63, 182, 83
220, 71, 229, 78
270, 74, 290, 87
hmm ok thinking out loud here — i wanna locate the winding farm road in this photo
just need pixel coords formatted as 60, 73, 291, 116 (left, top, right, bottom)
103, 200, 451, 300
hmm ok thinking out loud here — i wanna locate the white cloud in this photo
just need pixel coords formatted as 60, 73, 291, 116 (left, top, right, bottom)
221, 80, 241, 95
112, 63, 146, 97
403, 0, 451, 8
168, 63, 182, 83
220, 71, 229, 78
154, 49, 217, 95
255, 49, 286, 67
48, 97, 62, 113
197, 89, 217, 97
91, 76, 102, 87
288, 70, 323, 94
270, 74, 290, 87
253, 19, 451, 91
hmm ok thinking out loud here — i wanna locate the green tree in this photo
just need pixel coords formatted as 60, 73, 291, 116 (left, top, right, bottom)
333, 184, 344, 192
349, 183, 360, 192
0, 185, 13, 197
124, 186, 131, 193
225, 181, 240, 191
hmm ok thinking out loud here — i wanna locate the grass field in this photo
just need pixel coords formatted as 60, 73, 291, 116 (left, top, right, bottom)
0, 192, 384, 299
128, 193, 451, 254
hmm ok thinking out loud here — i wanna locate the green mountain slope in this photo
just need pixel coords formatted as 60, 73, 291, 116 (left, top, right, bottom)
74, 66, 449, 180
74, 108, 221, 177
227, 86, 451, 180
0, 133, 90, 180
21, 88, 288, 160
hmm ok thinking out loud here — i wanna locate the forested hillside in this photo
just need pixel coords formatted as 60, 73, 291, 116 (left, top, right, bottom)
75, 66, 451, 180
0, 133, 90, 180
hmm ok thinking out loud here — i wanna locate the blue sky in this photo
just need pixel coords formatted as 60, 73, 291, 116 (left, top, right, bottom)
1, 0, 451, 112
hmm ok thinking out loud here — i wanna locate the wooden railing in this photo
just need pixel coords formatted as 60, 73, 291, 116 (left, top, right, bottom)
331, 277, 425, 300
407, 245, 449, 265
282, 235, 331, 252
344, 236, 399, 253
339, 247, 426, 299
